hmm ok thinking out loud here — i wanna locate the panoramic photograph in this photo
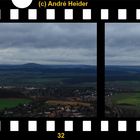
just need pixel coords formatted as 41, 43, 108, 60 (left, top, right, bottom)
105, 23, 140, 117
0, 23, 97, 117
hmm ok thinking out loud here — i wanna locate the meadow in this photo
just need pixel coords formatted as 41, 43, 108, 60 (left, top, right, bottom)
111, 92, 140, 106
0, 98, 31, 110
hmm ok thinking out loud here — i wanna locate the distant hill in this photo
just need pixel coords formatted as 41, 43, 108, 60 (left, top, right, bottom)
0, 64, 96, 87
106, 66, 140, 81
0, 64, 96, 73
0, 63, 96, 73
0, 63, 95, 68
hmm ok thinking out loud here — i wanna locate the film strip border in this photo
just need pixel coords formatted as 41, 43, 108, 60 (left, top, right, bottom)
1, 120, 140, 132
1, 8, 140, 21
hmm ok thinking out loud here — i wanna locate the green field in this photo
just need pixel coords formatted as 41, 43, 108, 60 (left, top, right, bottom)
0, 98, 31, 110
111, 92, 140, 106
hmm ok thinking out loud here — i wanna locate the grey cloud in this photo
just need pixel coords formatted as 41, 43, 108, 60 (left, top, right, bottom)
0, 23, 96, 49
0, 23, 96, 65
106, 23, 140, 65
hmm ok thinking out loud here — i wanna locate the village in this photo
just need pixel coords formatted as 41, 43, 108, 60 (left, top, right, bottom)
0, 86, 96, 117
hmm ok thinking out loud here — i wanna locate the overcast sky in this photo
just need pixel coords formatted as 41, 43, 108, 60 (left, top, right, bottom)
106, 23, 140, 65
0, 23, 96, 65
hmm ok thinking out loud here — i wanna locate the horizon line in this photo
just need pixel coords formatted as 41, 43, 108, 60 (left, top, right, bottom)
0, 63, 96, 66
